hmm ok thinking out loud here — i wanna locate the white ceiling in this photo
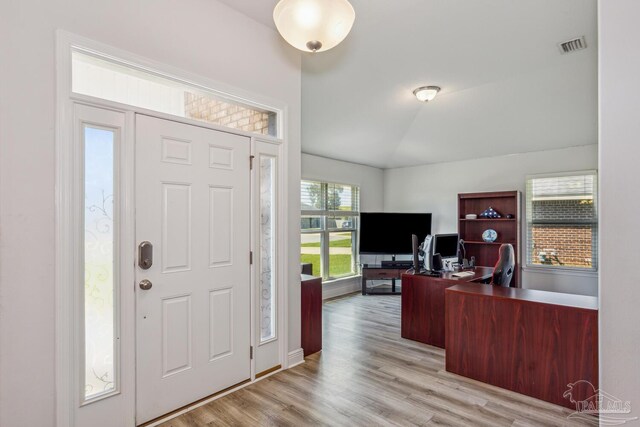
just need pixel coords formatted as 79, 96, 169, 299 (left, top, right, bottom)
218, 0, 598, 169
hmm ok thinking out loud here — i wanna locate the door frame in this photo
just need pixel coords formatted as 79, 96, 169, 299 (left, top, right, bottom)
252, 138, 287, 375
55, 30, 290, 427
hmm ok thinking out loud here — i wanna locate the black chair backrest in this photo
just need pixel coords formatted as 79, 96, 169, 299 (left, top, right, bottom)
491, 244, 515, 287
301, 263, 313, 275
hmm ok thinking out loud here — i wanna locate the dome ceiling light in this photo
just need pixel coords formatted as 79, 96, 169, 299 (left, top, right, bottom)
273, 0, 356, 53
413, 86, 441, 102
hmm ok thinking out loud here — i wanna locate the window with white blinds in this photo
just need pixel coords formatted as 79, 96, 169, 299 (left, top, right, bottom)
525, 171, 598, 271
300, 180, 360, 280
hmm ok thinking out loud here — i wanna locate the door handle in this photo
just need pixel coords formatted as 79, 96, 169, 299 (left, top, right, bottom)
138, 241, 153, 270
139, 279, 153, 290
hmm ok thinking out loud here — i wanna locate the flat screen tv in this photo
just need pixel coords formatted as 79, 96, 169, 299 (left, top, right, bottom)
359, 212, 432, 255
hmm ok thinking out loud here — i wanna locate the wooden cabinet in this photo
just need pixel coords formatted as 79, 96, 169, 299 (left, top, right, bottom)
445, 284, 598, 409
458, 191, 521, 287
301, 274, 322, 357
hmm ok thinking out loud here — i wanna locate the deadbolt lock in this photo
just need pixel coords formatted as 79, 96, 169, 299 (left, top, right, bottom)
138, 241, 153, 270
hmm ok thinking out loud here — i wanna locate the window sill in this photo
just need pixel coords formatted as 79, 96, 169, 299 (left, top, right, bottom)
523, 266, 598, 278
321, 275, 362, 300
323, 275, 361, 286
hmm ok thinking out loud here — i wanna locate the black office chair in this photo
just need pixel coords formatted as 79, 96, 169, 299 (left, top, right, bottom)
301, 263, 313, 275
491, 244, 515, 287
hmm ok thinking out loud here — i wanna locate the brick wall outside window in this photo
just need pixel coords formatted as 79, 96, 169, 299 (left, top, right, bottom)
531, 199, 595, 220
528, 199, 597, 268
531, 224, 594, 267
184, 92, 275, 135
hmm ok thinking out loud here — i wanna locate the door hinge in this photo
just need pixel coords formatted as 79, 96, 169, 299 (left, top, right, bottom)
250, 155, 255, 170
250, 346, 254, 360
250, 251, 253, 265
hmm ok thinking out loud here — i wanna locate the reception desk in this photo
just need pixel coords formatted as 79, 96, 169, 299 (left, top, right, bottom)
401, 267, 493, 348
445, 284, 598, 409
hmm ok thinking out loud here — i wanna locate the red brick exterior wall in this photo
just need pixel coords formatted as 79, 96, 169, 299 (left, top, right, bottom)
529, 199, 596, 268
530, 225, 594, 267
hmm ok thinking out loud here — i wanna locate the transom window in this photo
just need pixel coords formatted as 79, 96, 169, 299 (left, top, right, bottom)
72, 50, 278, 137
300, 180, 360, 280
525, 171, 598, 271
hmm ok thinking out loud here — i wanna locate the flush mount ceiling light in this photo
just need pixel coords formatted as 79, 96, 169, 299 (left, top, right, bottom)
273, 0, 356, 53
413, 86, 441, 102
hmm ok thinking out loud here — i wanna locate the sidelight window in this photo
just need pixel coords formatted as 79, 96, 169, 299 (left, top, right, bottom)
259, 156, 277, 342
83, 125, 118, 401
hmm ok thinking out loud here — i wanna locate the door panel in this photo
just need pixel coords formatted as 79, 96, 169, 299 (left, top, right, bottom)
209, 288, 233, 360
162, 183, 191, 272
135, 115, 250, 424
161, 294, 192, 377
209, 186, 233, 266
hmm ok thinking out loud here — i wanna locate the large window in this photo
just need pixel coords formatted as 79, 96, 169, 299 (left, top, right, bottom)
300, 180, 359, 280
526, 171, 598, 271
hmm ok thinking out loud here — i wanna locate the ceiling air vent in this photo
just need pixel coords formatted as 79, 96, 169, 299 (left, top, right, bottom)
558, 36, 587, 54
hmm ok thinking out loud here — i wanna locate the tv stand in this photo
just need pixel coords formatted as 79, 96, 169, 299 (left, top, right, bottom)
361, 264, 405, 295
380, 260, 413, 268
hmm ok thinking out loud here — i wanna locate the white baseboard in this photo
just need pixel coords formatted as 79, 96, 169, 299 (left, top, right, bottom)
287, 348, 304, 368
322, 276, 361, 300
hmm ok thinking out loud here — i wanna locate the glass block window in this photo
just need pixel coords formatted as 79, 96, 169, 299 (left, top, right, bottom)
526, 172, 598, 270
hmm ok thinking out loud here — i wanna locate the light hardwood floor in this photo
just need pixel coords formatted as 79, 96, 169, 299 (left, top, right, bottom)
159, 293, 595, 426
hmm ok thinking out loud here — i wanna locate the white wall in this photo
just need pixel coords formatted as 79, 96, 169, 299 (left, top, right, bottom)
599, 0, 640, 422
0, 1, 301, 426
301, 153, 384, 298
302, 153, 384, 212
383, 144, 598, 296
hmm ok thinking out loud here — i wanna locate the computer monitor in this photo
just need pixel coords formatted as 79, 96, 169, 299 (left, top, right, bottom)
433, 234, 459, 259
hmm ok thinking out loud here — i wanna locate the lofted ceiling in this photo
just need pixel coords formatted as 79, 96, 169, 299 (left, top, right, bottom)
218, 0, 598, 169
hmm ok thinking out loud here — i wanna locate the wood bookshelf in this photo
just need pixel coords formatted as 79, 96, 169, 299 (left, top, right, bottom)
458, 191, 521, 287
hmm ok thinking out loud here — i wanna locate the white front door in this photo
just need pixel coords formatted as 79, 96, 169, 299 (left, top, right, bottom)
135, 115, 251, 424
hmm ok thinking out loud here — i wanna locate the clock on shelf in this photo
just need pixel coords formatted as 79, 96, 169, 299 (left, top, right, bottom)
482, 229, 498, 242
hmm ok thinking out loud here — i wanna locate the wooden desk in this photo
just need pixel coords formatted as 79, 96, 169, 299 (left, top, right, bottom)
301, 274, 322, 357
445, 284, 598, 409
400, 267, 493, 348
